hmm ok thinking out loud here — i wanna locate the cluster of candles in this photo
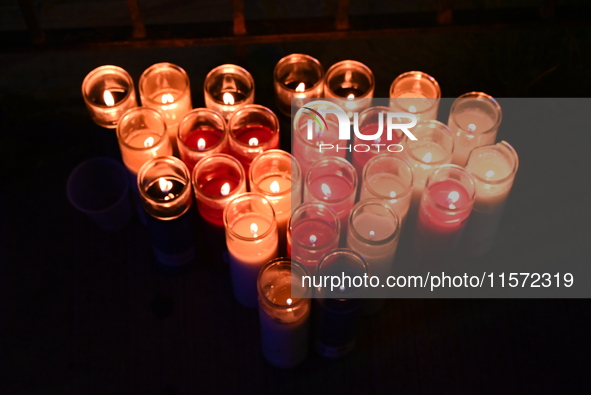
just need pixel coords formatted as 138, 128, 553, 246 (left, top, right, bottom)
81, 54, 519, 368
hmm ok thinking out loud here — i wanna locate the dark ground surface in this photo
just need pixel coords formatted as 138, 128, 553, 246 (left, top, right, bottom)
2, 24, 591, 394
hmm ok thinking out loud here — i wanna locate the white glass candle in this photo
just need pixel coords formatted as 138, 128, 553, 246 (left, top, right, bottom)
462, 141, 519, 256
224, 193, 279, 308
359, 154, 413, 225
257, 258, 311, 368
448, 92, 502, 166
274, 54, 324, 116
389, 71, 441, 123
204, 64, 255, 120
139, 62, 192, 148
324, 60, 374, 118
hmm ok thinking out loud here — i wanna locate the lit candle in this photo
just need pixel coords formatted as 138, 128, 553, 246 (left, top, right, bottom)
351, 106, 405, 177
324, 60, 375, 117
314, 249, 368, 358
224, 193, 279, 308
415, 165, 476, 265
139, 62, 193, 147
462, 141, 519, 256
204, 64, 255, 120
359, 154, 413, 225
227, 105, 280, 172
448, 92, 502, 166
287, 202, 340, 275
389, 71, 441, 122
257, 258, 311, 368
402, 120, 454, 207
274, 54, 324, 116
138, 156, 196, 267
250, 150, 302, 254
177, 108, 228, 172
82, 65, 137, 128
304, 157, 357, 244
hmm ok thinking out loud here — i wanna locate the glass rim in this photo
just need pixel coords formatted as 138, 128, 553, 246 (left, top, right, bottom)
466, 140, 519, 185
424, 164, 476, 212
223, 192, 277, 241
362, 154, 413, 200
403, 120, 454, 165
82, 65, 134, 108
305, 156, 358, 204
116, 107, 168, 152
324, 60, 375, 100
316, 248, 369, 297
274, 53, 324, 93
137, 155, 192, 209
177, 108, 228, 153
191, 153, 246, 201
249, 149, 301, 197
204, 63, 255, 103
227, 104, 280, 148
288, 202, 341, 251
257, 257, 312, 307
389, 70, 441, 114
348, 198, 400, 245
449, 91, 503, 136
139, 62, 191, 105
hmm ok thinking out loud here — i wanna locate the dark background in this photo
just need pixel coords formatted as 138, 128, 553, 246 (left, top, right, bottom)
2, 1, 591, 393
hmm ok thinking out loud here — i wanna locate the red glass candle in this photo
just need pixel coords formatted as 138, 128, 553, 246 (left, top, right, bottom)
178, 108, 228, 172
192, 153, 246, 228
415, 165, 476, 263
227, 104, 280, 172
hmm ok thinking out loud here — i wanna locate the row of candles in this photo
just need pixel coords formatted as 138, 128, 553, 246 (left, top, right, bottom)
81, 54, 519, 368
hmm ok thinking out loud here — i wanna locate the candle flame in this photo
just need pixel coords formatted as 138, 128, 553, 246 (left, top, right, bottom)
422, 152, 433, 163
197, 138, 206, 151
159, 177, 173, 193
103, 90, 115, 107
144, 136, 155, 148
369, 230, 376, 239
161, 93, 175, 104
250, 223, 259, 238
347, 93, 355, 100
408, 105, 417, 113
485, 170, 495, 178
468, 123, 477, 132
220, 182, 230, 197
270, 180, 280, 193
286, 298, 293, 306
321, 183, 332, 198
223, 92, 235, 105
309, 234, 317, 245
248, 137, 259, 146
295, 82, 306, 92
389, 191, 397, 198
447, 191, 460, 209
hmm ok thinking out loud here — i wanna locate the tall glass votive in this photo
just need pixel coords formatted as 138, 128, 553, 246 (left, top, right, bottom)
82, 65, 137, 128
415, 165, 476, 266
274, 54, 324, 116
249, 150, 302, 254
257, 258, 311, 368
462, 141, 519, 257
351, 106, 406, 177
402, 120, 454, 207
448, 92, 502, 166
177, 108, 228, 173
359, 155, 413, 225
287, 202, 340, 276
138, 156, 196, 268
389, 71, 441, 123
139, 62, 193, 147
227, 104, 280, 173
314, 249, 368, 358
224, 193, 279, 308
204, 64, 255, 120
324, 60, 375, 117
304, 156, 357, 244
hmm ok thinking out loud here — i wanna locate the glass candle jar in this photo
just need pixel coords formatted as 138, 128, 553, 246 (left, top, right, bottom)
359, 154, 413, 225
138, 156, 196, 267
462, 141, 519, 257
324, 60, 375, 118
415, 164, 476, 265
139, 62, 193, 146
314, 248, 368, 358
287, 202, 340, 276
204, 64, 255, 120
448, 92, 502, 166
389, 71, 441, 123
177, 108, 228, 173
227, 104, 280, 172
257, 258, 311, 368
273, 53, 324, 116
82, 65, 137, 128
224, 193, 279, 308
